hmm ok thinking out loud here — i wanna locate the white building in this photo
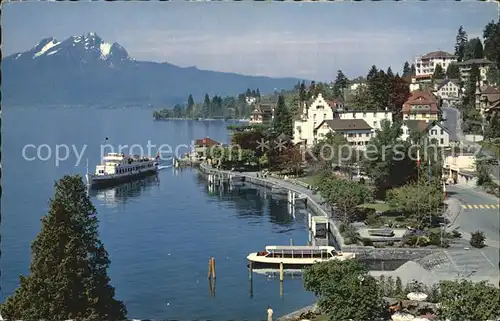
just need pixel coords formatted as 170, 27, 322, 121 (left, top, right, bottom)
293, 93, 393, 147
336, 110, 392, 131
458, 58, 493, 87
315, 119, 374, 149
434, 79, 462, 106
400, 120, 450, 147
245, 96, 257, 105
414, 51, 458, 79
293, 93, 337, 146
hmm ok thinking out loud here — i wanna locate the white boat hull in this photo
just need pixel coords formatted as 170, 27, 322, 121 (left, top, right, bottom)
247, 252, 356, 269
86, 166, 158, 188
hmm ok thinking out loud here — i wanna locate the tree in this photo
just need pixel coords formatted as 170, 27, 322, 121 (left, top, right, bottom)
476, 159, 492, 186
361, 120, 417, 198
202, 93, 210, 118
463, 38, 484, 61
172, 104, 184, 118
387, 177, 443, 229
485, 111, 500, 140
368, 70, 391, 110
438, 280, 500, 321
402, 61, 411, 77
410, 63, 416, 76
455, 26, 468, 62
303, 260, 387, 321
432, 64, 446, 81
276, 145, 303, 175
186, 94, 195, 118
311, 132, 349, 170
486, 64, 500, 86
273, 94, 292, 136
316, 176, 373, 223
462, 64, 480, 107
351, 85, 371, 109
367, 65, 378, 81
386, 67, 394, 78
333, 70, 348, 98
389, 74, 410, 115
0, 175, 127, 320
446, 63, 460, 79
483, 20, 500, 70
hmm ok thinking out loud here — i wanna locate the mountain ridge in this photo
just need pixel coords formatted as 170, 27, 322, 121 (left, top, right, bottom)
3, 33, 307, 107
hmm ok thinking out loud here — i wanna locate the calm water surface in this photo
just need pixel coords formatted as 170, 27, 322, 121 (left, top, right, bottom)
1, 107, 316, 320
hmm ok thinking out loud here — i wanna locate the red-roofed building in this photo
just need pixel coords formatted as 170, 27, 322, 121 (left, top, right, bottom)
402, 90, 440, 121
192, 137, 221, 161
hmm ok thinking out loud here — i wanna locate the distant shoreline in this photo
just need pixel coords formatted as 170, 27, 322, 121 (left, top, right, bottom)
154, 117, 249, 122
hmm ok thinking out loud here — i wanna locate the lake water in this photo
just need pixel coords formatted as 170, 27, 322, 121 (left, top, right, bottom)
1, 107, 316, 320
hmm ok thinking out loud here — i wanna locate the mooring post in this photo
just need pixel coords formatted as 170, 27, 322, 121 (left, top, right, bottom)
279, 262, 284, 282
280, 279, 284, 298
292, 192, 295, 205
248, 261, 253, 281
207, 257, 212, 279
211, 257, 216, 279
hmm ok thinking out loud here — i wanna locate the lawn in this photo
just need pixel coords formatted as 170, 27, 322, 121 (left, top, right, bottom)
298, 174, 323, 187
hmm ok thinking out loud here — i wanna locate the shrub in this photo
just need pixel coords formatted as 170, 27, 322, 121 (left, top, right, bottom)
365, 213, 382, 226
470, 231, 486, 248
362, 238, 374, 246
452, 230, 462, 238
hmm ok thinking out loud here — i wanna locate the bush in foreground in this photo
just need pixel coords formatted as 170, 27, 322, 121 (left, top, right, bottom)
470, 230, 486, 248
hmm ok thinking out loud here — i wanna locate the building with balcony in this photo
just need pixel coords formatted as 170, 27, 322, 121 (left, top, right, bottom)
457, 58, 493, 87
314, 119, 374, 150
434, 78, 462, 106
414, 51, 457, 78
249, 102, 275, 125
402, 90, 441, 121
475, 84, 500, 118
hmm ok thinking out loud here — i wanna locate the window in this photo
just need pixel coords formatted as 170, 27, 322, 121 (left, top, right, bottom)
352, 113, 356, 118
440, 138, 444, 144
440, 129, 444, 135
358, 133, 362, 137
324, 113, 327, 119
313, 114, 316, 120
366, 133, 370, 137
431, 130, 437, 135
373, 121, 377, 127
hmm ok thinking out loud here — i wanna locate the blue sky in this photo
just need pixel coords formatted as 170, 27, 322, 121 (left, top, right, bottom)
2, 1, 497, 81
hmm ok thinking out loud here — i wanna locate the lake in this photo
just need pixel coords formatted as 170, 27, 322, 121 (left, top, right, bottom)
1, 107, 316, 320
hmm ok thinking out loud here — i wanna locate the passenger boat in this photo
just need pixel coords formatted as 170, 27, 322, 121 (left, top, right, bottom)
247, 245, 356, 269
86, 152, 159, 188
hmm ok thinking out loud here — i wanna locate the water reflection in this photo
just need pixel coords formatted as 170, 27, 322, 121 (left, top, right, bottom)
196, 175, 306, 226
88, 174, 160, 207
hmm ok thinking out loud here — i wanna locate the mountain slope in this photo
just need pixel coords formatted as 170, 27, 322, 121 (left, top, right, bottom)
2, 33, 306, 107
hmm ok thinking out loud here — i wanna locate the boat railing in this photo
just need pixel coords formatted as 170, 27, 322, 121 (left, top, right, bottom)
266, 249, 333, 259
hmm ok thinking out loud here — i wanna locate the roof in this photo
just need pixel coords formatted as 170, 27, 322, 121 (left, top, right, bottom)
437, 78, 461, 91
421, 51, 456, 59
251, 103, 274, 115
479, 85, 500, 104
403, 120, 429, 133
194, 137, 220, 147
457, 58, 493, 66
318, 119, 373, 131
402, 90, 440, 114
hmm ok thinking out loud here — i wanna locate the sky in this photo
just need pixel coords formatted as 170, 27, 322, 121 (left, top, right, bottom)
2, 1, 498, 82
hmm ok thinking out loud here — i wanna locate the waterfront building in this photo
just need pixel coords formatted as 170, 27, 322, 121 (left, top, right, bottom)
314, 119, 374, 150
192, 137, 221, 161
293, 93, 391, 147
402, 90, 441, 121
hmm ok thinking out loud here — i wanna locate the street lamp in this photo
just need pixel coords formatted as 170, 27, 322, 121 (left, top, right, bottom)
439, 222, 445, 247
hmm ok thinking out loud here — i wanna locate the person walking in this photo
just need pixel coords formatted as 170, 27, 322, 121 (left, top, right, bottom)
267, 305, 274, 321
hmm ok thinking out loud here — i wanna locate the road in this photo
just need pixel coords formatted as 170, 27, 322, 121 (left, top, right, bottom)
442, 105, 500, 181
447, 184, 500, 244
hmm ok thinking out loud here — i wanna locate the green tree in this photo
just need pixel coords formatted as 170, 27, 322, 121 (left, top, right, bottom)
386, 67, 394, 78
483, 20, 500, 70
316, 177, 373, 223
462, 64, 480, 107
203, 93, 210, 118
476, 159, 492, 186
333, 70, 348, 98
361, 120, 417, 198
455, 25, 468, 62
402, 61, 411, 77
438, 280, 500, 321
432, 64, 446, 81
0, 175, 127, 320
387, 177, 443, 229
410, 63, 416, 76
351, 85, 371, 109
303, 260, 387, 321
389, 74, 410, 115
367, 65, 378, 81
186, 94, 195, 118
486, 64, 500, 85
173, 104, 184, 118
273, 94, 292, 136
446, 63, 461, 79
485, 111, 500, 140
311, 132, 349, 170
368, 70, 391, 110
463, 37, 484, 61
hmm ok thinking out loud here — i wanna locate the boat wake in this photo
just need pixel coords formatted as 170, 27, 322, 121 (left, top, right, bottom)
158, 165, 172, 170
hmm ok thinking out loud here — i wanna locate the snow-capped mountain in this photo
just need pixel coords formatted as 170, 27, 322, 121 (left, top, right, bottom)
8, 33, 133, 68
3, 33, 305, 107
